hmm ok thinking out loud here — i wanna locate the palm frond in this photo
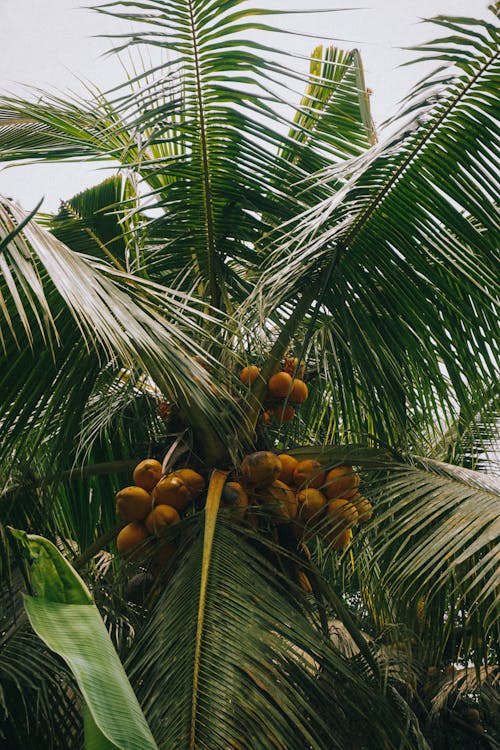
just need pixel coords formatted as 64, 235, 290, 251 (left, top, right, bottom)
367, 457, 500, 637
42, 176, 135, 272
247, 13, 499, 440
0, 195, 245, 487
0, 3, 378, 310
125, 511, 412, 750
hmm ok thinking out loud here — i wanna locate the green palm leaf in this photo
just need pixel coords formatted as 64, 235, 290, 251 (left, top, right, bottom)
14, 531, 158, 750
125, 509, 411, 749
0, 4, 377, 309
248, 13, 499, 441
0, 195, 246, 481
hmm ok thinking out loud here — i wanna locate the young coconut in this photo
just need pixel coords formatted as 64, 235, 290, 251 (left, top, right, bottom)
277, 454, 299, 485
323, 465, 360, 499
133, 459, 163, 491
240, 365, 260, 385
255, 480, 297, 523
116, 522, 150, 561
170, 468, 205, 499
267, 371, 293, 398
296, 488, 327, 525
293, 459, 326, 490
351, 494, 373, 523
116, 486, 152, 523
153, 474, 190, 512
220, 481, 249, 521
241, 451, 281, 487
145, 504, 180, 536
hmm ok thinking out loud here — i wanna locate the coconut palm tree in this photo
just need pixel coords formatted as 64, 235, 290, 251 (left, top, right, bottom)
0, 2, 498, 748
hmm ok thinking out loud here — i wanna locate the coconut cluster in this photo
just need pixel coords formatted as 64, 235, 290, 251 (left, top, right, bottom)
240, 356, 309, 425
115, 459, 205, 567
233, 451, 372, 551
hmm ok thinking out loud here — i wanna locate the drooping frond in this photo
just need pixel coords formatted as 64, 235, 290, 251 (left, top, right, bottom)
289, 444, 500, 669
0, 195, 244, 487
126, 511, 413, 750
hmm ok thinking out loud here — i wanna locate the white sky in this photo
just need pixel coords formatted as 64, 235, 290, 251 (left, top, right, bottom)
0, 0, 492, 212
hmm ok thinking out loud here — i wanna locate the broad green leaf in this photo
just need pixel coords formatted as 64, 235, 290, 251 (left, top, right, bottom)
15, 532, 158, 750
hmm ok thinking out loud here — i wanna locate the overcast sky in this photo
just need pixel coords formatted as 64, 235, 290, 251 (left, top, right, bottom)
0, 0, 492, 212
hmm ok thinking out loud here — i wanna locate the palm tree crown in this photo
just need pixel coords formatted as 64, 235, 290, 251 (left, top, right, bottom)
0, 2, 498, 748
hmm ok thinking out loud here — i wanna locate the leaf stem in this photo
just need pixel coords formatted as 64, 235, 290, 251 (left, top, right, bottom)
190, 468, 228, 750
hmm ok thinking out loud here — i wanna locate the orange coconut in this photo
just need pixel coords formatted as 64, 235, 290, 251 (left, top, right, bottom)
325, 497, 359, 534
283, 357, 305, 379
267, 371, 293, 398
153, 474, 190, 512
270, 404, 295, 423
289, 379, 308, 404
116, 486, 152, 523
240, 365, 260, 385
296, 487, 328, 524
329, 527, 353, 551
133, 459, 163, 491
170, 468, 205, 498
351, 494, 373, 523
145, 504, 180, 536
241, 451, 281, 487
116, 522, 150, 560
323, 465, 360, 499
220, 481, 249, 521
293, 459, 326, 489
256, 480, 298, 522
277, 454, 299, 485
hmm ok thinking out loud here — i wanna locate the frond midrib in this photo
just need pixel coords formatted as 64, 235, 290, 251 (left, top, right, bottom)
341, 46, 499, 251
186, 0, 219, 309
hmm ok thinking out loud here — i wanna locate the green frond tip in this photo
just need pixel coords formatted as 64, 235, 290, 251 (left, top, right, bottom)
9, 529, 93, 605
12, 529, 158, 750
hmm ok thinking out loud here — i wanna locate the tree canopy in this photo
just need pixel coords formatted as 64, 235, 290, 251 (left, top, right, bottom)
0, 2, 498, 748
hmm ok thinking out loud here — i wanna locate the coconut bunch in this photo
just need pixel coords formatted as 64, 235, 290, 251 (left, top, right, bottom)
115, 459, 205, 565
234, 451, 373, 551
239, 356, 309, 425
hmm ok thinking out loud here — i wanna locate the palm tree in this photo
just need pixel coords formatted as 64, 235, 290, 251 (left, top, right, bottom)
0, 2, 498, 748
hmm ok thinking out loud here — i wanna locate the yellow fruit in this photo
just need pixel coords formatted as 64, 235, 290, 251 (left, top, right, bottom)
116, 486, 152, 523
270, 404, 295, 423
293, 459, 326, 489
132, 459, 163, 491
277, 454, 299, 485
241, 451, 282, 487
116, 522, 150, 560
298, 571, 313, 593
323, 465, 360, 499
326, 497, 359, 533
153, 475, 190, 511
267, 371, 293, 398
240, 365, 260, 385
289, 379, 308, 404
296, 488, 327, 524
351, 494, 373, 523
256, 480, 297, 522
145, 504, 180, 536
283, 357, 305, 379
331, 527, 352, 551
221, 481, 249, 520
170, 468, 205, 498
